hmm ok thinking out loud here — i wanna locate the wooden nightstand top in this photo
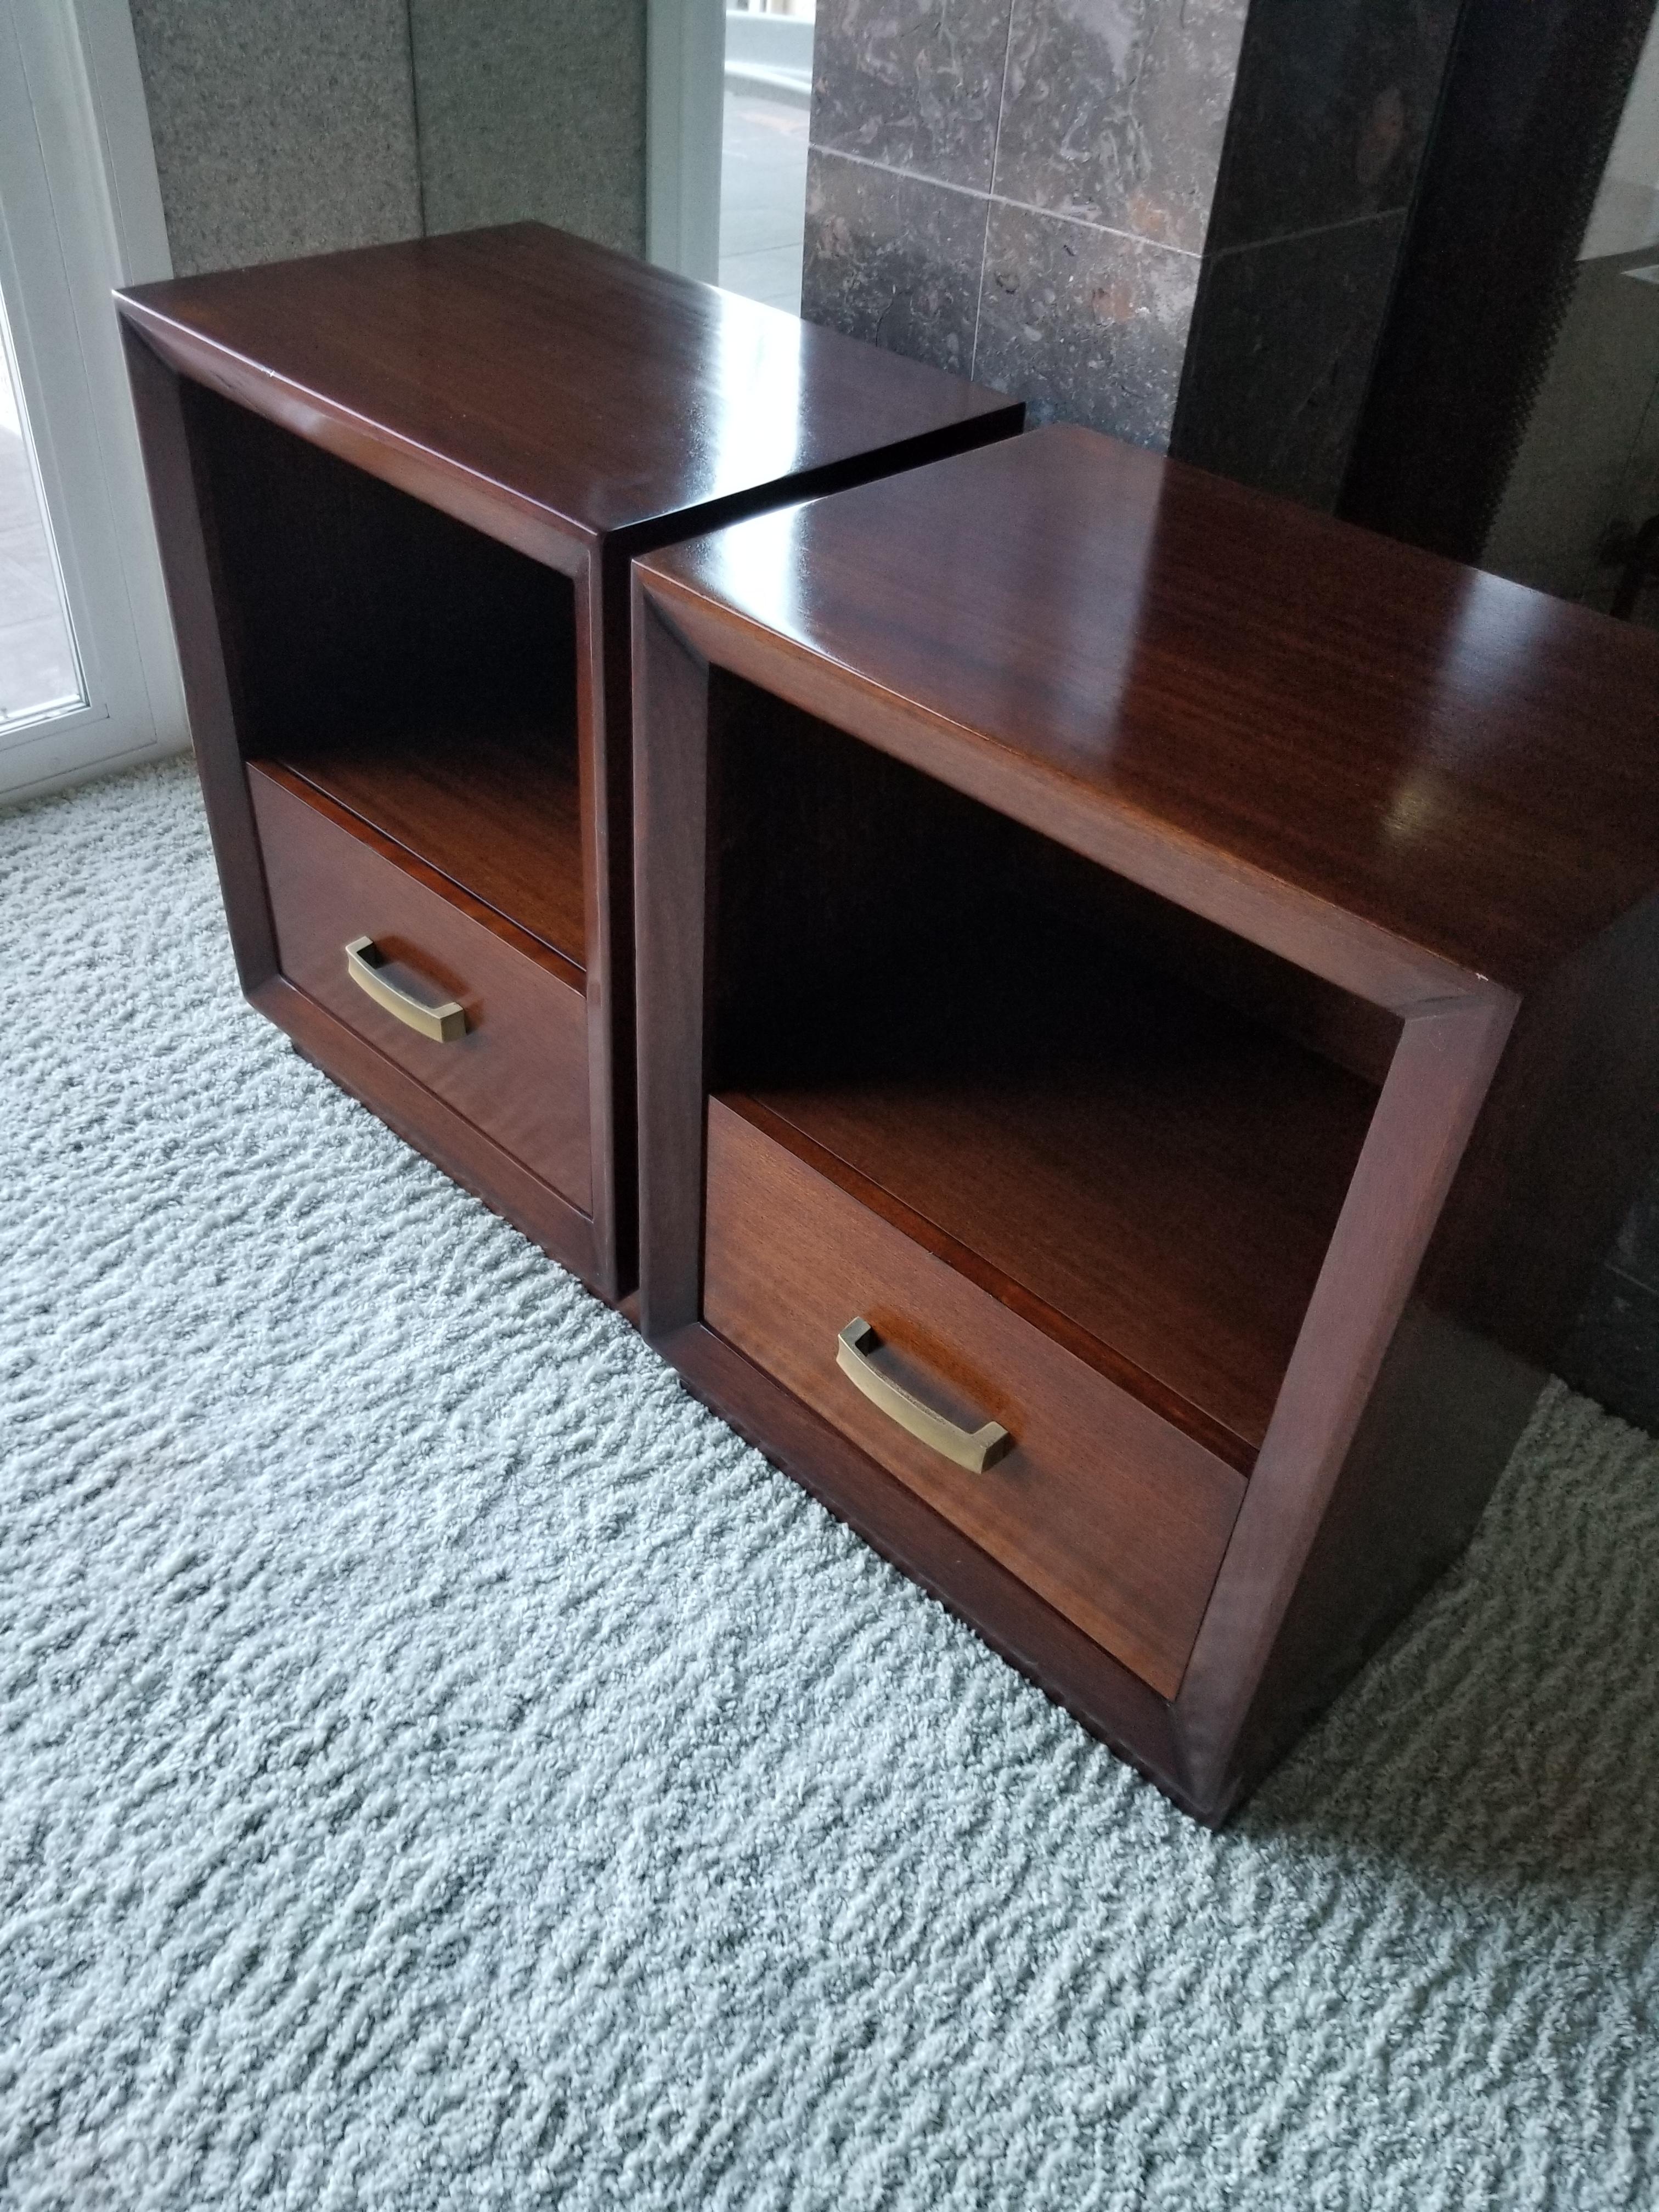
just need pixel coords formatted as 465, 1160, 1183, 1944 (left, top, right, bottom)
116, 223, 1020, 552
636, 422, 1659, 996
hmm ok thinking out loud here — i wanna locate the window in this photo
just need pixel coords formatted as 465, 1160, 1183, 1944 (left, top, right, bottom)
0, 0, 183, 802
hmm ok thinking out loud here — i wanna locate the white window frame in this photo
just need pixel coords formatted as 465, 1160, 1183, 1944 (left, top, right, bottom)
646, 0, 725, 284
0, 0, 185, 803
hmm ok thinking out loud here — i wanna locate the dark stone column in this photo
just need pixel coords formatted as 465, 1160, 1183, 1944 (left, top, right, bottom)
802, 0, 1458, 507
1171, 0, 1458, 501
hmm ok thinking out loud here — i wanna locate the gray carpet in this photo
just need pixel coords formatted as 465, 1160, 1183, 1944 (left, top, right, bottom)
3, 757, 1657, 2211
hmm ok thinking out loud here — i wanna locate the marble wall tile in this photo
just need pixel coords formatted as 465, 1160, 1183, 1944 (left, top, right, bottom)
129, 0, 422, 275
803, 151, 990, 375
974, 204, 1199, 446
409, 0, 647, 256
993, 0, 1248, 256
1170, 210, 1404, 506
1207, 0, 1461, 252
810, 0, 1014, 193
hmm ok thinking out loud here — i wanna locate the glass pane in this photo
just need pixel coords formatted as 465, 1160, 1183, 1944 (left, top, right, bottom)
720, 1, 813, 314
0, 294, 83, 729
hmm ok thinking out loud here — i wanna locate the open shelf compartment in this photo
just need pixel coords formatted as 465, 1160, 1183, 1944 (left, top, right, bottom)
183, 386, 585, 969
705, 678, 1400, 1474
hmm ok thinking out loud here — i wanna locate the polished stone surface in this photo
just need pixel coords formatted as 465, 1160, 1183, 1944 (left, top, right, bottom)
994, 0, 1246, 256
1207, 0, 1460, 251
799, 0, 1463, 501
410, 0, 646, 256
810, 0, 1013, 193
129, 0, 422, 275
1171, 211, 1404, 505
974, 205, 1198, 445
802, 151, 989, 374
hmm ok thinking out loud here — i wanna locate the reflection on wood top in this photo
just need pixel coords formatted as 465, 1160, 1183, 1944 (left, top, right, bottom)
639, 423, 1659, 992
116, 223, 1019, 548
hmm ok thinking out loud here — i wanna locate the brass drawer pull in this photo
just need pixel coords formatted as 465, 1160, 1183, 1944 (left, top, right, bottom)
836, 1317, 1013, 1472
344, 936, 467, 1043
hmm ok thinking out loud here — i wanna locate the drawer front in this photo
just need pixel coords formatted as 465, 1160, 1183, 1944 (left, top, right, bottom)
703, 1098, 1244, 1698
250, 766, 591, 1211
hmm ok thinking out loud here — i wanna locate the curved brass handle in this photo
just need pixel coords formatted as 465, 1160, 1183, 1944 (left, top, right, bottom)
344, 937, 467, 1043
836, 1318, 1012, 1473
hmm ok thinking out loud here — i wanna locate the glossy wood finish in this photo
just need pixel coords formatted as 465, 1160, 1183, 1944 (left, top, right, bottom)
263, 974, 599, 1283
706, 1099, 1243, 1697
729, 956, 1378, 1472
119, 319, 278, 1001
273, 722, 587, 969
118, 224, 1022, 1298
634, 422, 1659, 1823
119, 224, 1021, 554
251, 766, 591, 1209
1174, 988, 1516, 1808
642, 422, 1659, 1000
738, 1046, 1369, 1474
655, 1317, 1204, 1813
702, 679, 1389, 1469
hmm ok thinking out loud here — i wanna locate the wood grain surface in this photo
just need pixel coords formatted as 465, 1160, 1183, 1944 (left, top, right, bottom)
251, 765, 591, 1211
639, 422, 1659, 997
703, 1098, 1244, 1700
275, 723, 587, 969
117, 223, 1022, 556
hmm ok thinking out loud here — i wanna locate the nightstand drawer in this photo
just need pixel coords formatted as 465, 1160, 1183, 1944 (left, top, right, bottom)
250, 764, 591, 1212
702, 1097, 1245, 1699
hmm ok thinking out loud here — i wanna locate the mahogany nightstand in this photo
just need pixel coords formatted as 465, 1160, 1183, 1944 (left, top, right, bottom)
632, 422, 1659, 1822
118, 224, 1020, 1300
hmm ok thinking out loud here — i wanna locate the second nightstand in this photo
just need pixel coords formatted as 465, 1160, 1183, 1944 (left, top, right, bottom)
632, 422, 1659, 1821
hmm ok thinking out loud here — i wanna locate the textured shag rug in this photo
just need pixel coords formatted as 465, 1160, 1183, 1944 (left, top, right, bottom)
3, 757, 1657, 2212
